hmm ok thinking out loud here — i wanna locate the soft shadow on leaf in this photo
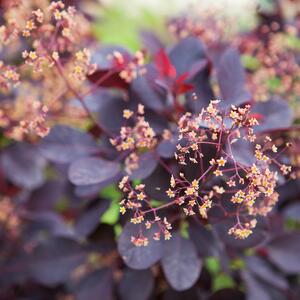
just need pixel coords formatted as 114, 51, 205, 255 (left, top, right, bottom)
118, 268, 154, 300
118, 222, 163, 269
73, 268, 113, 300
266, 231, 300, 273
39, 125, 99, 163
161, 233, 202, 291
68, 157, 121, 186
1, 143, 46, 190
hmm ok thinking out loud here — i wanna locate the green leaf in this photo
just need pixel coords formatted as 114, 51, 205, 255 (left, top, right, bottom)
213, 273, 235, 292
230, 258, 245, 270
114, 224, 122, 239
100, 185, 121, 225
101, 199, 119, 225
241, 55, 260, 71
180, 221, 189, 239
150, 199, 164, 208
205, 257, 221, 275
285, 35, 300, 51
267, 76, 281, 91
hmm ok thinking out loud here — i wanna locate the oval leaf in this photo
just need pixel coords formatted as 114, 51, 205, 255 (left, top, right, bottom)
267, 232, 300, 273
118, 222, 163, 270
39, 125, 99, 163
162, 233, 202, 291
68, 157, 121, 186
1, 143, 46, 189
118, 269, 154, 300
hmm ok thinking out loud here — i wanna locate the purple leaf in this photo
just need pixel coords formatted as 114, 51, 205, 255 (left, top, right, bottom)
129, 152, 158, 180
157, 138, 177, 159
163, 287, 201, 300
98, 96, 127, 133
29, 237, 87, 285
229, 138, 255, 167
91, 45, 131, 69
162, 233, 202, 291
131, 68, 166, 112
266, 232, 300, 273
245, 256, 288, 289
252, 98, 293, 132
283, 203, 300, 222
74, 268, 113, 300
242, 271, 272, 300
209, 288, 244, 300
118, 222, 163, 269
75, 199, 110, 237
140, 30, 164, 56
213, 220, 268, 249
169, 37, 206, 76
68, 157, 121, 186
189, 221, 220, 257
26, 180, 65, 211
118, 269, 154, 300
216, 47, 251, 107
23, 211, 74, 238
39, 125, 99, 163
1, 143, 46, 189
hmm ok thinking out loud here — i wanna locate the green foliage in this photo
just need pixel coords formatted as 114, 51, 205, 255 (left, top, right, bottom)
100, 185, 122, 225
93, 5, 166, 51
241, 55, 261, 71
205, 256, 236, 291
267, 76, 281, 92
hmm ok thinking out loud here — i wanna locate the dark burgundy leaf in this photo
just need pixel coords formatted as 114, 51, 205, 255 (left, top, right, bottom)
23, 211, 74, 238
98, 95, 127, 133
29, 237, 87, 285
39, 125, 99, 163
157, 136, 177, 159
283, 203, 300, 222
140, 30, 164, 55
242, 271, 272, 300
75, 199, 110, 237
74, 268, 113, 300
163, 287, 202, 300
129, 152, 158, 180
68, 157, 121, 186
1, 143, 46, 189
88, 69, 129, 90
162, 233, 202, 291
245, 256, 288, 289
74, 172, 120, 198
144, 165, 172, 201
91, 45, 131, 69
169, 37, 206, 76
74, 183, 103, 198
118, 222, 163, 269
189, 221, 220, 257
213, 220, 268, 249
131, 70, 166, 112
88, 44, 132, 90
26, 180, 65, 211
216, 47, 251, 107
266, 232, 300, 273
169, 37, 213, 112
118, 269, 154, 300
209, 288, 245, 300
155, 49, 176, 78
252, 98, 293, 132
229, 138, 255, 167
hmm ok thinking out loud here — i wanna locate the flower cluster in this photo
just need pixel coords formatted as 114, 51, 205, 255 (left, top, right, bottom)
0, 0, 95, 140
119, 176, 173, 246
110, 105, 157, 174
117, 100, 292, 243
